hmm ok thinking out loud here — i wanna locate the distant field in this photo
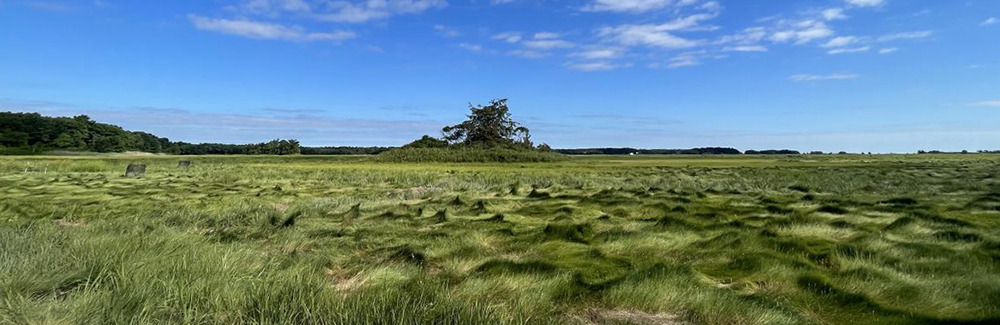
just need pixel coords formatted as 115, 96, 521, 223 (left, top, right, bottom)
2, 155, 999, 325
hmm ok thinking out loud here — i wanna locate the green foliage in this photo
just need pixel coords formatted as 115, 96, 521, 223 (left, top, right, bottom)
403, 135, 451, 149
377, 147, 566, 163
442, 99, 533, 149
0, 112, 300, 155
2, 155, 1000, 324
0, 112, 161, 153
300, 146, 391, 155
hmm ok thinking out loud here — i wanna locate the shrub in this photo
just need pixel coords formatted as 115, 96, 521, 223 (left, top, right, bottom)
376, 147, 566, 163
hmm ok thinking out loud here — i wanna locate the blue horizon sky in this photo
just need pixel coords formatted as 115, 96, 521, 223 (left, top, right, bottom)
1, 0, 998, 153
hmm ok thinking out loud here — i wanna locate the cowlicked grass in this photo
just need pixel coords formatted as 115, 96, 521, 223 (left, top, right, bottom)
2, 154, 1000, 324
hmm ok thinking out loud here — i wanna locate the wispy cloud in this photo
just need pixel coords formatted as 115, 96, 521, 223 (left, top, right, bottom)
458, 43, 483, 52
509, 50, 549, 59
522, 39, 575, 49
844, 0, 885, 8
821, 8, 848, 20
434, 24, 461, 37
878, 31, 933, 42
572, 48, 625, 59
492, 32, 523, 43
822, 36, 858, 48
878, 47, 898, 54
189, 15, 355, 42
566, 61, 622, 72
769, 20, 834, 44
789, 74, 859, 81
581, 0, 702, 14
827, 46, 870, 54
314, 0, 447, 23
983, 17, 998, 26
228, 0, 311, 15
722, 45, 767, 52
972, 101, 1000, 107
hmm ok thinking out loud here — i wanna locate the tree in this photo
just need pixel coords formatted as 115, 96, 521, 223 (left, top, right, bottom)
442, 99, 531, 149
404, 135, 450, 149
0, 132, 30, 148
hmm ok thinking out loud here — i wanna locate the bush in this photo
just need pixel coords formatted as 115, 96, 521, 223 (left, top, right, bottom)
376, 147, 566, 163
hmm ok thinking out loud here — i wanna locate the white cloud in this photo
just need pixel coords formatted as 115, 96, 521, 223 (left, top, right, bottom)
522, 39, 575, 49
434, 24, 460, 37
534, 32, 560, 40
314, 0, 447, 23
492, 32, 522, 43
509, 50, 549, 59
983, 18, 998, 26
582, 0, 722, 13
188, 15, 355, 42
458, 43, 482, 51
878, 31, 932, 42
573, 48, 624, 59
567, 61, 621, 72
598, 13, 718, 49
582, 0, 677, 13
878, 47, 897, 54
769, 20, 834, 44
699, 1, 721, 12
715, 27, 767, 45
827, 46, 870, 54
821, 8, 847, 20
235, 0, 311, 15
844, 0, 885, 8
822, 36, 857, 48
600, 24, 700, 48
667, 54, 700, 68
723, 45, 767, 52
789, 74, 859, 81
972, 101, 1000, 107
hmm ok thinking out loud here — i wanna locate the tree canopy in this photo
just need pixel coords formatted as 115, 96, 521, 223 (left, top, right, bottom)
0, 111, 300, 155
441, 99, 534, 149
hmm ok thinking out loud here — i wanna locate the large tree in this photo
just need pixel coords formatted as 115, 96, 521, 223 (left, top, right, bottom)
441, 99, 533, 149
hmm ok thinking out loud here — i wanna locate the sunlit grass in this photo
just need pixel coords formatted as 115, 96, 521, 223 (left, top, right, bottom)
1, 154, 999, 324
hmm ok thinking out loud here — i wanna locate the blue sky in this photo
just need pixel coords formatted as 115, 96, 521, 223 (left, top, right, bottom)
1, 0, 998, 152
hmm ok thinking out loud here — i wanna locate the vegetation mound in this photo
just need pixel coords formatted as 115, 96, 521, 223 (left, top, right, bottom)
378, 99, 563, 163
376, 147, 565, 163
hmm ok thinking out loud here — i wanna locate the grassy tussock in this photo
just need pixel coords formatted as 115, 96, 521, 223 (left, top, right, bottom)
2, 154, 1000, 324
376, 147, 567, 163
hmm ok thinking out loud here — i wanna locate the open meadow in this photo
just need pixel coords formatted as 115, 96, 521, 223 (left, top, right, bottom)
2, 154, 1000, 325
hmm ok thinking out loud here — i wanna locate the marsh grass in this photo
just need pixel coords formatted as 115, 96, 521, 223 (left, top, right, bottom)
1, 154, 999, 324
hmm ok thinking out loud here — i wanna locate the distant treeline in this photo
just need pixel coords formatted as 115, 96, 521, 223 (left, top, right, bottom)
744, 149, 802, 155
171, 140, 300, 155
556, 147, 752, 155
0, 112, 299, 155
301, 146, 393, 155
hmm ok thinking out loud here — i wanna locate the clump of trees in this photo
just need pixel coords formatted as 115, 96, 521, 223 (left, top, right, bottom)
745, 149, 801, 155
0, 112, 173, 154
0, 112, 299, 155
173, 139, 300, 155
556, 147, 741, 155
301, 146, 393, 155
404, 99, 550, 151
384, 99, 562, 162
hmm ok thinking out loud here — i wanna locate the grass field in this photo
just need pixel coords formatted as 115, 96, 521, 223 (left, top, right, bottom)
2, 154, 1000, 325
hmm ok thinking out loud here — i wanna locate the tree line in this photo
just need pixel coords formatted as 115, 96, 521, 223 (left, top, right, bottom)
555, 147, 743, 155
0, 112, 299, 155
